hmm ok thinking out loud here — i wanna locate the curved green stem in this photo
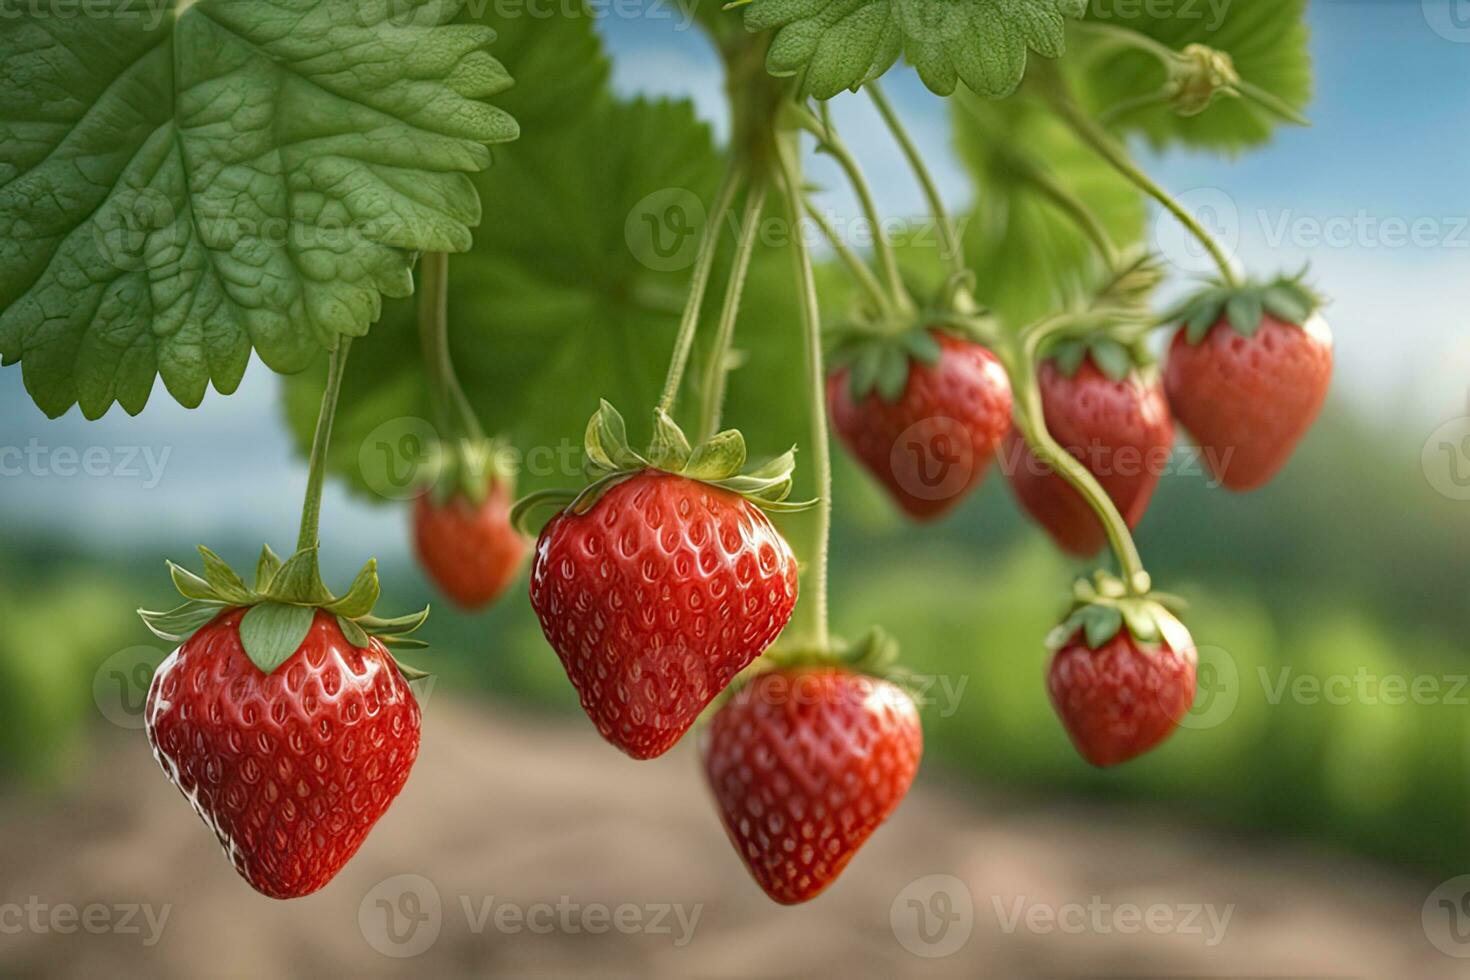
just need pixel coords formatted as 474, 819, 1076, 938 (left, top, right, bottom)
802, 195, 893, 318
775, 136, 832, 649
297, 338, 352, 554
799, 106, 914, 316
1096, 89, 1174, 127
418, 252, 485, 444
1047, 83, 1241, 288
697, 180, 769, 443
867, 80, 966, 280
1005, 317, 1150, 595
657, 161, 745, 418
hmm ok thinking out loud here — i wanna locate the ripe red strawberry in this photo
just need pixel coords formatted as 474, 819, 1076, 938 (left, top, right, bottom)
146, 608, 421, 899
1005, 355, 1174, 557
1048, 625, 1197, 768
702, 667, 922, 904
413, 479, 526, 610
529, 469, 798, 760
828, 329, 1012, 521
1165, 283, 1333, 491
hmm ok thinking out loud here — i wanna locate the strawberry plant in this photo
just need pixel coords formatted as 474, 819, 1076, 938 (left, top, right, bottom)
1, 0, 1328, 904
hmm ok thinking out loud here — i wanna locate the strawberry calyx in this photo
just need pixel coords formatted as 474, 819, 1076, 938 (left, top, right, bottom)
726, 625, 930, 704
1042, 336, 1154, 382
1045, 571, 1192, 654
422, 434, 517, 509
138, 544, 431, 680
1168, 44, 1241, 117
1169, 270, 1326, 344
510, 400, 814, 535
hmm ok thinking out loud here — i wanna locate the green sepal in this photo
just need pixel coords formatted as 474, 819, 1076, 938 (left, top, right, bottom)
1168, 271, 1325, 343
255, 545, 284, 593
724, 626, 920, 707
138, 600, 228, 644
647, 409, 693, 471
685, 430, 747, 482
828, 321, 970, 405
199, 547, 256, 605
1045, 571, 1193, 654
266, 548, 336, 606
1043, 336, 1149, 383
424, 436, 517, 509
512, 402, 814, 533
143, 544, 432, 674
324, 559, 381, 619
338, 616, 372, 650
396, 662, 434, 682
239, 602, 318, 675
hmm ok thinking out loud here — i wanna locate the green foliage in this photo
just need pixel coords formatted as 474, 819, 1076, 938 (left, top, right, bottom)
742, 0, 1087, 99
1071, 0, 1313, 152
0, 0, 517, 418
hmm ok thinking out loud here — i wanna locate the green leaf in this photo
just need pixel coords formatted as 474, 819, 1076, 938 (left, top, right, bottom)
954, 89, 1146, 328
0, 0, 518, 418
849, 343, 884, 402
685, 430, 748, 481
586, 400, 645, 474
1070, 0, 1312, 152
197, 547, 256, 605
1185, 295, 1224, 344
238, 602, 316, 675
254, 545, 283, 594
1050, 340, 1087, 376
324, 559, 381, 620
358, 608, 432, 637
746, 0, 1086, 98
1262, 284, 1312, 325
648, 409, 694, 471
139, 600, 227, 644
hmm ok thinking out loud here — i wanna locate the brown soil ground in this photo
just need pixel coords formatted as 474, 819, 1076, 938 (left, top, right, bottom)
0, 698, 1463, 978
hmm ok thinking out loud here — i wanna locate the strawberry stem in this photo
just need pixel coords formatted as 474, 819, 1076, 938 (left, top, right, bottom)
1042, 69, 1242, 289
697, 178, 769, 443
867, 81, 968, 286
297, 338, 351, 555
775, 133, 832, 649
656, 161, 745, 419
798, 104, 915, 317
1006, 315, 1152, 596
418, 252, 486, 445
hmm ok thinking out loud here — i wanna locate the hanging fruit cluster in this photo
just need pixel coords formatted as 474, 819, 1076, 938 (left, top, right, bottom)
0, 1, 1326, 905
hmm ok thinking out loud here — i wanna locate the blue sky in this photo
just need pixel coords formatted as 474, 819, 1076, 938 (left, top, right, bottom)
2, 2, 1466, 552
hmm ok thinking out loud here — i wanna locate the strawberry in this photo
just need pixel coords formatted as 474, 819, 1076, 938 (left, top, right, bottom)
519, 402, 808, 760
529, 469, 798, 759
146, 608, 421, 899
702, 667, 922, 904
1046, 576, 1196, 767
1004, 343, 1174, 558
413, 478, 526, 610
828, 328, 1012, 521
1164, 277, 1333, 491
